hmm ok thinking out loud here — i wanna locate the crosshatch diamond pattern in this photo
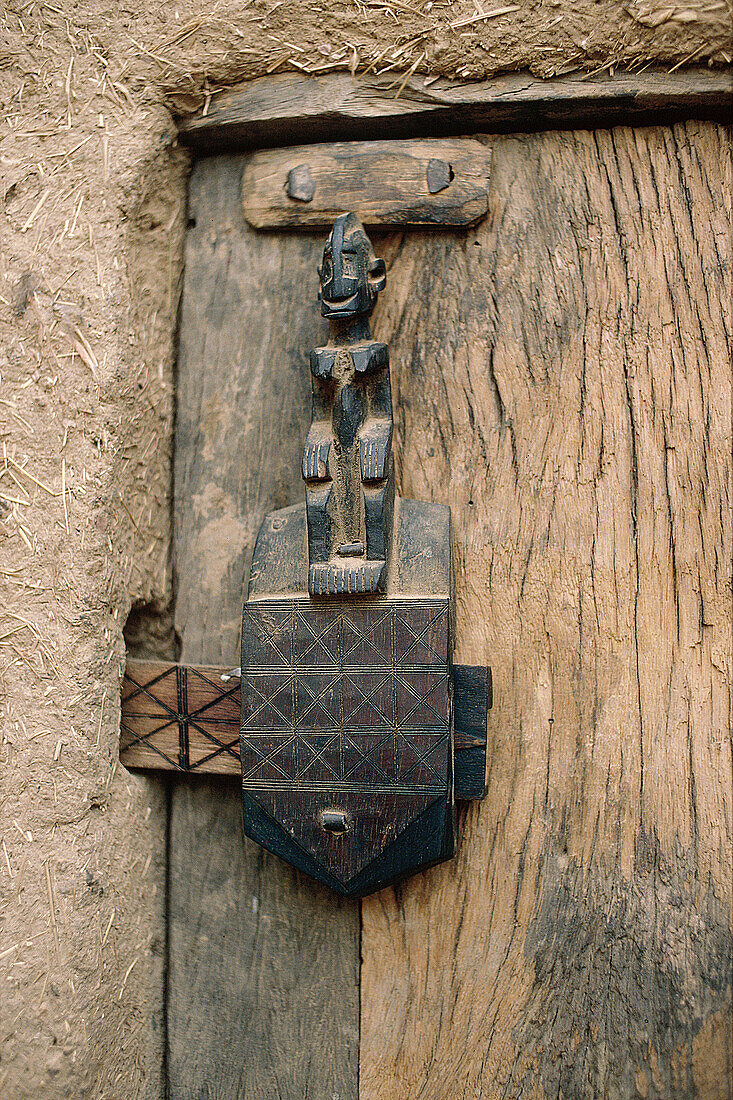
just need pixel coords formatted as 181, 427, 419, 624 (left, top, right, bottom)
120, 662, 241, 772
240, 599, 450, 794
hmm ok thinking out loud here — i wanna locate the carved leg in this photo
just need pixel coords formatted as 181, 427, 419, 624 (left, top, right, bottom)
305, 483, 335, 568
363, 474, 394, 570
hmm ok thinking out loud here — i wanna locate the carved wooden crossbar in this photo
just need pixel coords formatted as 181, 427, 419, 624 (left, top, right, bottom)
121, 658, 490, 800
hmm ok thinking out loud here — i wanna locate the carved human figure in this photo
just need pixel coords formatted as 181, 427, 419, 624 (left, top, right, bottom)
302, 213, 394, 596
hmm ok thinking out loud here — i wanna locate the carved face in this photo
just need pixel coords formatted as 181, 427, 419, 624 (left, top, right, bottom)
318, 213, 387, 320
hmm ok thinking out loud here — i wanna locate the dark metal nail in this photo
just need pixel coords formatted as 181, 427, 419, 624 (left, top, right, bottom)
321, 810, 349, 835
427, 159, 453, 194
287, 164, 316, 202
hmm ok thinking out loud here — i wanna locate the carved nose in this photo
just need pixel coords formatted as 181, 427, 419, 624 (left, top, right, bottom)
327, 274, 357, 300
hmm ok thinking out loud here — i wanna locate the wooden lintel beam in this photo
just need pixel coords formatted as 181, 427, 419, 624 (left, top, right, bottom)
177, 67, 732, 155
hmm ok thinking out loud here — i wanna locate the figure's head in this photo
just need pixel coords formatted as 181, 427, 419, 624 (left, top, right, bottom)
318, 213, 386, 320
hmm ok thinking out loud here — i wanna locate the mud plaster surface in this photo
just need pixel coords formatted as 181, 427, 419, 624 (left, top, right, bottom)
0, 0, 729, 1095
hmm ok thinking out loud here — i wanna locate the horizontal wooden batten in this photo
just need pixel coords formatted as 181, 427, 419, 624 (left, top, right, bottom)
177, 68, 732, 154
120, 658, 489, 798
242, 139, 489, 230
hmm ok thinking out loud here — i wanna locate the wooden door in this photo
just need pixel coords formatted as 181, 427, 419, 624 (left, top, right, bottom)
168, 119, 731, 1098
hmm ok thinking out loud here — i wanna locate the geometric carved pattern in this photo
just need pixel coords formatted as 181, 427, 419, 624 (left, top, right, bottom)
240, 598, 450, 794
240, 597, 451, 890
120, 662, 241, 774
119, 660, 487, 797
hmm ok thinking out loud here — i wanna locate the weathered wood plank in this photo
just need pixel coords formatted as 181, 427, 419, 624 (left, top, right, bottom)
178, 69, 732, 154
169, 155, 359, 1100
242, 139, 489, 229
360, 122, 732, 1098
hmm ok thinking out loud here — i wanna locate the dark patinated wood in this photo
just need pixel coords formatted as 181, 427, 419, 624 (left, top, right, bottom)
452, 665, 491, 799
120, 657, 489, 799
234, 215, 489, 894
302, 214, 393, 596
177, 68, 732, 154
121, 660, 240, 773
242, 139, 489, 230
240, 597, 454, 896
169, 155, 358, 1100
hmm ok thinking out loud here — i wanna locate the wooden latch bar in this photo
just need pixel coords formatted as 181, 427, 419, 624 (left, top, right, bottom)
120, 658, 490, 801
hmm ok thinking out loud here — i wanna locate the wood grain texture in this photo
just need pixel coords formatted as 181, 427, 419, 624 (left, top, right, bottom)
170, 155, 359, 1099
178, 69, 732, 154
242, 139, 489, 229
360, 122, 732, 1098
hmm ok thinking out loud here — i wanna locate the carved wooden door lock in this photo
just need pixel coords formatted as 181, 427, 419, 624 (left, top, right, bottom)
121, 213, 490, 897
238, 213, 489, 895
